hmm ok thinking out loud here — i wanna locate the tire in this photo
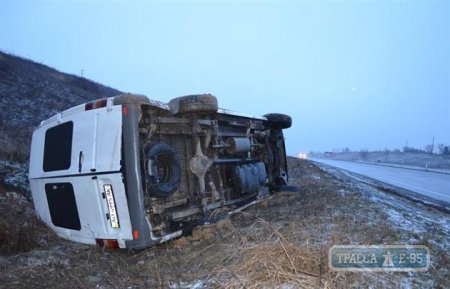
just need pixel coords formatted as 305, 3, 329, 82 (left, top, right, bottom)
145, 142, 181, 198
269, 184, 300, 193
263, 113, 292, 129
169, 94, 218, 115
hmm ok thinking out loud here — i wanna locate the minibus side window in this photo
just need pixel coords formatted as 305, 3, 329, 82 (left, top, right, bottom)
43, 121, 73, 172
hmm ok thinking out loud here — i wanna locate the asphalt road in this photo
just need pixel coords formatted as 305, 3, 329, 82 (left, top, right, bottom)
311, 159, 450, 205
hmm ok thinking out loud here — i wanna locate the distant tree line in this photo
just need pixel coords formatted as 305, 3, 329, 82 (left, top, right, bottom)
403, 144, 450, 155
317, 144, 450, 158
438, 144, 450, 155
403, 146, 425, 154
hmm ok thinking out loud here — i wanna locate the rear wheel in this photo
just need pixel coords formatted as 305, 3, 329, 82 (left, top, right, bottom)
169, 94, 218, 115
269, 184, 300, 193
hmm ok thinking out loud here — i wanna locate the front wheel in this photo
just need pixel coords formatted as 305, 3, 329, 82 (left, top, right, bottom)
263, 113, 292, 129
269, 184, 300, 193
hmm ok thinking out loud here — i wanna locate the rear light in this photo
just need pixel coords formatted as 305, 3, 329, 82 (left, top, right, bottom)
96, 239, 120, 249
85, 98, 108, 111
133, 229, 140, 240
122, 105, 128, 116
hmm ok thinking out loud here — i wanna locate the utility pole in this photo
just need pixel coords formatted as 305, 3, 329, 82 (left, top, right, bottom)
431, 136, 435, 154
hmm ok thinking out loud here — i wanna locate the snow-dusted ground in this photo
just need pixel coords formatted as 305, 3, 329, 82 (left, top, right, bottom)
315, 161, 450, 288
0, 160, 30, 192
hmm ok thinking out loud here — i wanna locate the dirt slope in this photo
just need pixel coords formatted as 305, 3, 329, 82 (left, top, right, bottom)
0, 51, 121, 161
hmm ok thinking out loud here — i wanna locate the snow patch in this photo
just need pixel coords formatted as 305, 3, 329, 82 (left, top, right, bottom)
386, 209, 423, 234
170, 280, 207, 289
0, 160, 30, 192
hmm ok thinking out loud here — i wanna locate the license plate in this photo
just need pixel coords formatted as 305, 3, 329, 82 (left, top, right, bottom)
104, 184, 120, 228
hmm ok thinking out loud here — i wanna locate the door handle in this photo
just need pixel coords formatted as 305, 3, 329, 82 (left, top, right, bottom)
78, 151, 83, 173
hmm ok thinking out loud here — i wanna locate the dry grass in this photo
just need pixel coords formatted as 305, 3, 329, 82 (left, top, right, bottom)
1, 159, 449, 288
0, 191, 52, 255
212, 212, 328, 289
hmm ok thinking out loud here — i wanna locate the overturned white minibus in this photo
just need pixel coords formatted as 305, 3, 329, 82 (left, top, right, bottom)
29, 94, 293, 249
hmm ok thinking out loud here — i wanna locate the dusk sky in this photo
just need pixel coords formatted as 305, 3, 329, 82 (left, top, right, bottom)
1, 0, 449, 156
